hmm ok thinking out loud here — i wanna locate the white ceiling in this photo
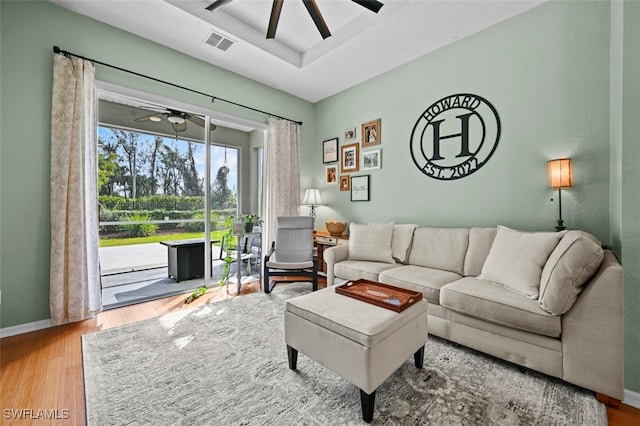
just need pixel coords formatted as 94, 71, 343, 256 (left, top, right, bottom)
50, 0, 546, 103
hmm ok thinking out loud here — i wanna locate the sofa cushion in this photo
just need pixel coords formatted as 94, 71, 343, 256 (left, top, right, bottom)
348, 223, 395, 264
463, 227, 497, 277
391, 224, 418, 264
538, 230, 604, 315
408, 227, 469, 275
440, 277, 561, 338
334, 260, 402, 283
379, 265, 462, 305
479, 226, 563, 299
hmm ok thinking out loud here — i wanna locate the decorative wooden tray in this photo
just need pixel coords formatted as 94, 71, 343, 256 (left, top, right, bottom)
335, 279, 421, 312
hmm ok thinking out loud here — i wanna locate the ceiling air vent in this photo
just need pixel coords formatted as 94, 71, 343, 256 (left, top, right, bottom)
205, 30, 235, 52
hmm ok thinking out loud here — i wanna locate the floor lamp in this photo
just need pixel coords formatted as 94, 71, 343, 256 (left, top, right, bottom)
547, 158, 573, 232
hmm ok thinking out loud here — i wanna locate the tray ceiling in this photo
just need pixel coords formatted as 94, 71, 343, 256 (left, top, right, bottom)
50, 0, 546, 102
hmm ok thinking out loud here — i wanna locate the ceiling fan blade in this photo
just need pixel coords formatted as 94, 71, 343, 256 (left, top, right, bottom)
186, 114, 205, 128
351, 0, 383, 14
205, 0, 235, 12
172, 121, 188, 132
302, 0, 331, 39
267, 0, 284, 39
135, 113, 163, 122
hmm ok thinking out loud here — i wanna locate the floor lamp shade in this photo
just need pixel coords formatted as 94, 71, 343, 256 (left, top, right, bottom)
547, 158, 572, 189
547, 158, 572, 231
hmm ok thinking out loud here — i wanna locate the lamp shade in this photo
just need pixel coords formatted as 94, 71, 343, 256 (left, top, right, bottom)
547, 158, 572, 189
302, 188, 322, 206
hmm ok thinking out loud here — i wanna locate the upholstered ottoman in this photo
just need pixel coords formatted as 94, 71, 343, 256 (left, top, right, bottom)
284, 286, 429, 423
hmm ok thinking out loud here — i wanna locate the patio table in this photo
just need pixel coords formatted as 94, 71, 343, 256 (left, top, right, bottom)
159, 239, 220, 282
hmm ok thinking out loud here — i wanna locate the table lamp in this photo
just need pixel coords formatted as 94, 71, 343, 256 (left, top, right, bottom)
302, 188, 322, 218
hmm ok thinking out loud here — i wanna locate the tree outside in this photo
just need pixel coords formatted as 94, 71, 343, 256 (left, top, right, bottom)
98, 126, 238, 246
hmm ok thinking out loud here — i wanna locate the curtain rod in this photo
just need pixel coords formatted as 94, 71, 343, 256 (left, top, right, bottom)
52, 46, 303, 126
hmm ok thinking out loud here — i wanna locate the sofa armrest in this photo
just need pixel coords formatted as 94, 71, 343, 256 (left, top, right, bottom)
561, 250, 624, 400
324, 245, 349, 287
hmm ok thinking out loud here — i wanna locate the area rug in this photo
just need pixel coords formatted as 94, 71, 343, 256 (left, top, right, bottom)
82, 283, 607, 425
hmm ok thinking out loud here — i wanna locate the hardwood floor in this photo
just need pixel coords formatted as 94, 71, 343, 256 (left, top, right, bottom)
1, 277, 639, 425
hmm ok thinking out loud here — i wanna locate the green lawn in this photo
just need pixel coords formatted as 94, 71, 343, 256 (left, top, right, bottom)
99, 230, 227, 247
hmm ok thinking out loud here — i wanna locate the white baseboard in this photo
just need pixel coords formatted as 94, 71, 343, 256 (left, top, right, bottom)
0, 319, 52, 339
625, 388, 640, 409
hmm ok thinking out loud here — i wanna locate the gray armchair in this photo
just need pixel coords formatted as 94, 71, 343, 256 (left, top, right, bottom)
263, 216, 318, 293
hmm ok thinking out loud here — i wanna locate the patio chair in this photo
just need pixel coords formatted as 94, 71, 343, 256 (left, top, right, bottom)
219, 231, 261, 278
247, 228, 262, 277
263, 216, 317, 294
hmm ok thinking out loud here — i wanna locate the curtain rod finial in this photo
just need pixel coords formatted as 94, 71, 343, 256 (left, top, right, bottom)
53, 46, 61, 53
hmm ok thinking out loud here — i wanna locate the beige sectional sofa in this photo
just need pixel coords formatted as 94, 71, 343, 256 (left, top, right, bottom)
324, 223, 624, 401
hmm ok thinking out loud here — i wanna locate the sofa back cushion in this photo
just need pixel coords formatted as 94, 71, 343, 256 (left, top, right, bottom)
463, 227, 497, 277
408, 227, 469, 275
538, 230, 604, 315
391, 224, 418, 264
479, 226, 563, 299
348, 223, 395, 264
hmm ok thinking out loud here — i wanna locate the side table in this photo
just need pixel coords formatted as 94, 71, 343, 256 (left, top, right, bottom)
314, 231, 348, 273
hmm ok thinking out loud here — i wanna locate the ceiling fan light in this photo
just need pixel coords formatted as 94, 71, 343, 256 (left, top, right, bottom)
167, 116, 186, 124
149, 116, 162, 122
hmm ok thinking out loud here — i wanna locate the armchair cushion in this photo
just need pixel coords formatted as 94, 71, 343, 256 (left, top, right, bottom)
264, 216, 317, 293
272, 216, 314, 263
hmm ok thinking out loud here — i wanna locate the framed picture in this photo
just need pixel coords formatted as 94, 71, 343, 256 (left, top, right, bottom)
362, 149, 381, 170
340, 143, 359, 173
362, 118, 381, 147
325, 165, 338, 184
344, 127, 356, 140
351, 175, 370, 201
340, 175, 350, 191
323, 138, 338, 164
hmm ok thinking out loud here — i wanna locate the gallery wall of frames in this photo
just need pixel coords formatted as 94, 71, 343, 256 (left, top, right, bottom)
322, 118, 381, 202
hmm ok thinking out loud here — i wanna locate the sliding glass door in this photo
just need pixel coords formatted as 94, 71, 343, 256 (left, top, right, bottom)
97, 95, 243, 307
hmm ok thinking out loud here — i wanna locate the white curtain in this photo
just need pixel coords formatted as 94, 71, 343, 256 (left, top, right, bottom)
49, 53, 102, 325
265, 117, 301, 245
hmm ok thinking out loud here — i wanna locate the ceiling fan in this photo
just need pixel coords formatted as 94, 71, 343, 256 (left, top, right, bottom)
135, 108, 206, 132
205, 0, 384, 40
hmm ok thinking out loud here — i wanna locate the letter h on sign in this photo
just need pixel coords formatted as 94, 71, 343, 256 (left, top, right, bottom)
428, 113, 474, 161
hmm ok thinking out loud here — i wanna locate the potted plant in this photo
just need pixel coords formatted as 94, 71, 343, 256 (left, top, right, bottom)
242, 214, 262, 233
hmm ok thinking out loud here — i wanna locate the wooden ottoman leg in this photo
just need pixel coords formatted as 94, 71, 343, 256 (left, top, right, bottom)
414, 345, 425, 369
360, 389, 376, 423
287, 345, 298, 370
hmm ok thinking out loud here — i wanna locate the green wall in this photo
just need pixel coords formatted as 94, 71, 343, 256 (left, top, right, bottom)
309, 0, 638, 394
312, 1, 610, 239
0, 1, 314, 329
620, 0, 640, 395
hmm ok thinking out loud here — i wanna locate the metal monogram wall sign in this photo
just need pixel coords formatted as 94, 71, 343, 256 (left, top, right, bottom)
410, 93, 501, 180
